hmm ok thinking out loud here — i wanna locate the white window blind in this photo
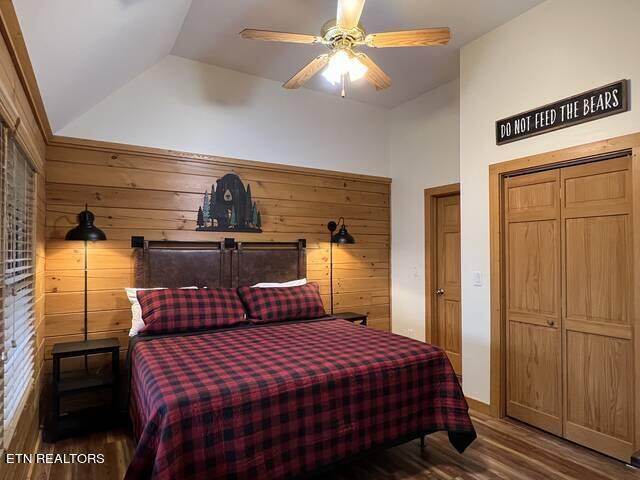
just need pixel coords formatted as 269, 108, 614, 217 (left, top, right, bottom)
1, 125, 35, 447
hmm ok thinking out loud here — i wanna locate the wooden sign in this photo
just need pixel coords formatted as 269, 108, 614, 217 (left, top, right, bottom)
496, 80, 629, 145
196, 173, 262, 233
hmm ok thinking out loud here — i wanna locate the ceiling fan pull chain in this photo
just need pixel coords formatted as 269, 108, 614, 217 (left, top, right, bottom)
341, 74, 346, 98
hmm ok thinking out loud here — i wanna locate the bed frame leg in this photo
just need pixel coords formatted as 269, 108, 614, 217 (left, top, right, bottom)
420, 435, 426, 450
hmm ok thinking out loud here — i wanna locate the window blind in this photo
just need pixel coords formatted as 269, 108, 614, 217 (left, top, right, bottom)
1, 125, 35, 447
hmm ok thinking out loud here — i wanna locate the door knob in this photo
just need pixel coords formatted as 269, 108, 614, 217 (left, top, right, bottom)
547, 319, 555, 326
436, 288, 445, 296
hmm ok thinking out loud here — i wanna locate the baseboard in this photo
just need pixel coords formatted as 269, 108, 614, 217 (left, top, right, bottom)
465, 396, 491, 415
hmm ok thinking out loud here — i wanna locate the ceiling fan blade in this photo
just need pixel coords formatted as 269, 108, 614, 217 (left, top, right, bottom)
337, 0, 366, 30
240, 29, 321, 44
357, 53, 391, 91
283, 54, 330, 89
365, 28, 450, 48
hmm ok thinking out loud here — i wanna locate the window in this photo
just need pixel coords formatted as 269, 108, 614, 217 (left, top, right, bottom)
0, 125, 35, 447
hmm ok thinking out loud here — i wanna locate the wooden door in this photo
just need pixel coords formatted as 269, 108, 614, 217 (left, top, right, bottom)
561, 156, 634, 461
434, 194, 462, 375
505, 170, 563, 435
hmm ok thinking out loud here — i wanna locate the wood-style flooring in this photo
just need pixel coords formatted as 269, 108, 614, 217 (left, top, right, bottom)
30, 412, 639, 480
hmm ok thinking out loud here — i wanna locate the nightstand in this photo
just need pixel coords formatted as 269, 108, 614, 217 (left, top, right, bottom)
333, 312, 368, 326
46, 338, 120, 442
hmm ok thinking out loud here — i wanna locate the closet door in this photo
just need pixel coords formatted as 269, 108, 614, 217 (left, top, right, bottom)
505, 170, 563, 435
562, 156, 634, 462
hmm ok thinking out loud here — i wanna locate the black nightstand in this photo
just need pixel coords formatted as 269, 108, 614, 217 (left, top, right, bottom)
332, 312, 368, 326
46, 338, 120, 442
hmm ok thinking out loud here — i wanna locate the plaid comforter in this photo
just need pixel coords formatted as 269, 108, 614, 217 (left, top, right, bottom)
125, 319, 476, 479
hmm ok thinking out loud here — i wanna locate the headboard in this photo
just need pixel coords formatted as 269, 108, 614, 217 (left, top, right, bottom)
133, 237, 306, 288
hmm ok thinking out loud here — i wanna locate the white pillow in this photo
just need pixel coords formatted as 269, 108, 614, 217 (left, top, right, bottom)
126, 287, 198, 336
250, 278, 307, 288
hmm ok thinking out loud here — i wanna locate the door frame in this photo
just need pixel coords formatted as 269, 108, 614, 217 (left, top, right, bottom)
424, 183, 460, 346
488, 132, 640, 460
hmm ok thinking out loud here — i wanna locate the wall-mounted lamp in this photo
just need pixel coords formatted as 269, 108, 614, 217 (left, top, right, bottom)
65, 206, 107, 344
327, 218, 355, 315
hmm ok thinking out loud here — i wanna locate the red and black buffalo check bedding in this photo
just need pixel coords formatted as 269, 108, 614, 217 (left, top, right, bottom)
137, 288, 247, 334
237, 283, 326, 323
126, 319, 476, 480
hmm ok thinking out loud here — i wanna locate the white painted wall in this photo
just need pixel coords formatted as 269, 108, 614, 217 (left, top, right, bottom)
58, 55, 390, 177
460, 0, 640, 403
390, 79, 460, 341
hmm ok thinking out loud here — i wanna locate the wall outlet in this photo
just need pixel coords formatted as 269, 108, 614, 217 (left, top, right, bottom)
473, 271, 483, 287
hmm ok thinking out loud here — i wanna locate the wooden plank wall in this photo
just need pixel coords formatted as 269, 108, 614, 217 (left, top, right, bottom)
44, 140, 391, 373
0, 5, 47, 478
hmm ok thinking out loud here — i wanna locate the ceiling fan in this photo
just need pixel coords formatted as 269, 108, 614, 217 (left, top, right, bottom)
240, 0, 450, 97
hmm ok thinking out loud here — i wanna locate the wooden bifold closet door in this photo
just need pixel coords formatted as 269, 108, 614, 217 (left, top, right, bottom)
505, 169, 563, 436
505, 155, 634, 462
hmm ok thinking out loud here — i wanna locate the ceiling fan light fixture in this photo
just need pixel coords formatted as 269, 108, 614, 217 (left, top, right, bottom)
322, 49, 368, 85
348, 56, 368, 81
241, 0, 450, 93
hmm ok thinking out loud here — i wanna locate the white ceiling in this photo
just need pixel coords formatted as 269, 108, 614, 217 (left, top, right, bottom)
15, 0, 545, 132
14, 0, 192, 132
173, 0, 545, 108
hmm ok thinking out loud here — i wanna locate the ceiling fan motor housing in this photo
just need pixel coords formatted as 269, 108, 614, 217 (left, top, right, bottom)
321, 19, 366, 50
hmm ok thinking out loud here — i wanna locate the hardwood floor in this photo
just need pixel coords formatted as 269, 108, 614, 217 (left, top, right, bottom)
30, 412, 639, 480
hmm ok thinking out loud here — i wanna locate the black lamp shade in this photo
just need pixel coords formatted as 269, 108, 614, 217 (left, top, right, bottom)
65, 209, 107, 241
332, 225, 355, 244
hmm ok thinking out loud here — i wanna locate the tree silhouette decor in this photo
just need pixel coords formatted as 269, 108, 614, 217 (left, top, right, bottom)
195, 173, 263, 233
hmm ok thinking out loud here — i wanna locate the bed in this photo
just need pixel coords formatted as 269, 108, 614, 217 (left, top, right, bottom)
124, 239, 476, 479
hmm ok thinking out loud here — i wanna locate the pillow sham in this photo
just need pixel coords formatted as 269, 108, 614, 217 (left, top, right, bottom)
136, 288, 247, 335
237, 282, 326, 323
126, 286, 197, 336
251, 278, 307, 288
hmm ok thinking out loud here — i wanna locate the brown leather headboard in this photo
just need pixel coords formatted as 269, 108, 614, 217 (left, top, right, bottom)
133, 238, 306, 288
232, 240, 306, 287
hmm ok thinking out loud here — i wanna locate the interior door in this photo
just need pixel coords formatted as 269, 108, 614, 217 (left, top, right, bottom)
561, 156, 634, 462
505, 170, 563, 436
434, 194, 462, 375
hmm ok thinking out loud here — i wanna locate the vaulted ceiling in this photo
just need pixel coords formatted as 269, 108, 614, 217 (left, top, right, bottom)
15, 0, 545, 132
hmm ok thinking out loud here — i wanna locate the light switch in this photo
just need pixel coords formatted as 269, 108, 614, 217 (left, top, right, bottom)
473, 271, 482, 287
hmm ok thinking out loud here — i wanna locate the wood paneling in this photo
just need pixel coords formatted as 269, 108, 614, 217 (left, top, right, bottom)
44, 141, 392, 372
0, 0, 52, 140
0, 8, 45, 172
0, 3, 47, 479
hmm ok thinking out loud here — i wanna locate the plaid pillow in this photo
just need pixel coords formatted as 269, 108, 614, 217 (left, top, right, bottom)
137, 288, 247, 335
237, 282, 326, 323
